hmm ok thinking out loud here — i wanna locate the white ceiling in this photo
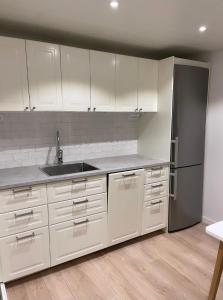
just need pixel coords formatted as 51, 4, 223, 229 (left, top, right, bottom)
0, 0, 222, 57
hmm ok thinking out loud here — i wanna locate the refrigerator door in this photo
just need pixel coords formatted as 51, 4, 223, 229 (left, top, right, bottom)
171, 65, 209, 168
169, 164, 203, 232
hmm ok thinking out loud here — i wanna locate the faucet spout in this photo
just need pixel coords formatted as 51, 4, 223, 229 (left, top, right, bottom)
56, 130, 63, 164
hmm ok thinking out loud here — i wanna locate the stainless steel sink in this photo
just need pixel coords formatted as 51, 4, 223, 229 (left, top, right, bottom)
41, 162, 98, 176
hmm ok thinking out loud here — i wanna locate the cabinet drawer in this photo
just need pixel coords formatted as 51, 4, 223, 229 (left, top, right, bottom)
49, 193, 107, 225
0, 185, 47, 213
144, 181, 168, 202
50, 212, 107, 266
142, 197, 167, 235
145, 166, 169, 184
47, 176, 106, 203
0, 227, 50, 282
0, 205, 48, 237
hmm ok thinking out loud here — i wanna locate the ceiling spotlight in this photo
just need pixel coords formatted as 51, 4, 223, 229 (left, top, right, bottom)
110, 0, 119, 9
199, 25, 207, 32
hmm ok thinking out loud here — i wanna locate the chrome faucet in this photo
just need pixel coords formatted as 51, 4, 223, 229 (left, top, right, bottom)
56, 130, 63, 164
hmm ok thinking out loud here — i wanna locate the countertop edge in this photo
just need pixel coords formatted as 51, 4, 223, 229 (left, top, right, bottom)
0, 157, 170, 190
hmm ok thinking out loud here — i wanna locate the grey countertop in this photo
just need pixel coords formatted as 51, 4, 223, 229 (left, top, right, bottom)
0, 154, 169, 190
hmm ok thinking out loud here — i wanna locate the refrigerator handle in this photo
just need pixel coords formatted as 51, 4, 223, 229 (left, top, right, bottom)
171, 137, 179, 167
170, 171, 178, 201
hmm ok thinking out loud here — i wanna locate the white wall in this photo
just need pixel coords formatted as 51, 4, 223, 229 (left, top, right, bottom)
201, 51, 223, 223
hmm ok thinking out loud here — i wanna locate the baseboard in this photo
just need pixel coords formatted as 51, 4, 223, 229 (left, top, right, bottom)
202, 216, 216, 225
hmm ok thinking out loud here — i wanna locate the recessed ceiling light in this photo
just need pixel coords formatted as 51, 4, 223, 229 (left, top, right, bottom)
199, 25, 207, 33
110, 0, 119, 9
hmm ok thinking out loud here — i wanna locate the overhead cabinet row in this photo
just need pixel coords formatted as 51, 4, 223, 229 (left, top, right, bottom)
0, 36, 158, 112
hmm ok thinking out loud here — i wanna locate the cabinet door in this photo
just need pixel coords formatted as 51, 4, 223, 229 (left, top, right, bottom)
26, 41, 62, 111
50, 212, 107, 266
0, 37, 29, 111
108, 169, 144, 246
90, 50, 116, 111
0, 227, 50, 282
116, 55, 138, 112
142, 197, 167, 234
61, 46, 90, 111
138, 58, 158, 112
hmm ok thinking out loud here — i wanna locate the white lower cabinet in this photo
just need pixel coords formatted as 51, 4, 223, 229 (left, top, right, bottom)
145, 166, 169, 184
142, 198, 167, 234
0, 205, 48, 237
0, 227, 50, 282
47, 176, 106, 203
50, 212, 107, 266
108, 170, 144, 246
0, 169, 169, 282
144, 181, 168, 202
0, 184, 47, 213
49, 193, 107, 225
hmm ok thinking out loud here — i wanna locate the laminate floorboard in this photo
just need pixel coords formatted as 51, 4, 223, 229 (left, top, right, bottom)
7, 224, 223, 300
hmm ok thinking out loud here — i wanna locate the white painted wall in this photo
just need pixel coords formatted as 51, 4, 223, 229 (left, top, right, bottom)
201, 51, 223, 224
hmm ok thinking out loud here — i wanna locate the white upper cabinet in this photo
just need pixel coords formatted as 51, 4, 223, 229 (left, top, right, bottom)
0, 37, 29, 111
115, 54, 138, 112
138, 58, 158, 112
61, 46, 91, 111
90, 50, 116, 112
26, 41, 62, 111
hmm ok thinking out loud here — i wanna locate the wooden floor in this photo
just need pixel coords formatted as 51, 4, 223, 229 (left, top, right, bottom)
7, 224, 223, 300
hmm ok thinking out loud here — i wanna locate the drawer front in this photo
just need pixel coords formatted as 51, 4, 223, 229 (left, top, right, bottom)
0, 205, 48, 237
142, 197, 167, 235
47, 176, 106, 203
144, 181, 168, 202
49, 193, 107, 225
145, 166, 169, 184
50, 212, 107, 266
0, 185, 47, 213
0, 227, 50, 282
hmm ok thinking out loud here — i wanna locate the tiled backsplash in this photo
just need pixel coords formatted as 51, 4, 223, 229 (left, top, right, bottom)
0, 112, 139, 169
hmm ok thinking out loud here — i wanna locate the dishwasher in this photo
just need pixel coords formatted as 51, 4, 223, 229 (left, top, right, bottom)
108, 169, 144, 246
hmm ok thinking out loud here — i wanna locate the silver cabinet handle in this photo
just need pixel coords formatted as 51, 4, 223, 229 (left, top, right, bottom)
15, 210, 33, 218
139, 108, 143, 112
93, 107, 96, 111
151, 200, 163, 205
151, 166, 163, 171
151, 183, 163, 188
72, 178, 87, 184
31, 106, 36, 111
24, 106, 29, 111
87, 107, 91, 112
122, 173, 136, 177
135, 108, 138, 112
16, 232, 35, 241
74, 218, 89, 225
13, 186, 32, 194
170, 171, 178, 200
171, 137, 179, 167
73, 199, 88, 205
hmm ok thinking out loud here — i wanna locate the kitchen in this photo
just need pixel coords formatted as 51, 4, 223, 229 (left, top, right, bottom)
0, 1, 222, 299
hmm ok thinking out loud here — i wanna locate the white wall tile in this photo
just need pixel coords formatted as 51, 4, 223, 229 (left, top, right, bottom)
0, 112, 139, 169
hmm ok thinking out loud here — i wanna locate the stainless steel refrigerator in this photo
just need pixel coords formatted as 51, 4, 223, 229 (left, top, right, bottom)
168, 64, 209, 232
